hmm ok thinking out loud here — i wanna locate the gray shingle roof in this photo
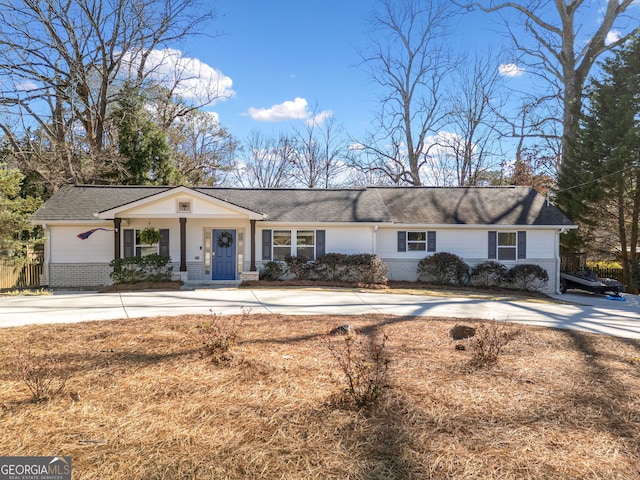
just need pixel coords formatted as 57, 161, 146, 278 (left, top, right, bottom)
31, 185, 171, 221
195, 188, 390, 223
32, 184, 575, 227
373, 187, 573, 226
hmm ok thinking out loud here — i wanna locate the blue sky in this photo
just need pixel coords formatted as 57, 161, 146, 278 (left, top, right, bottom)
193, 1, 387, 140
170, 0, 638, 144
177, 1, 501, 141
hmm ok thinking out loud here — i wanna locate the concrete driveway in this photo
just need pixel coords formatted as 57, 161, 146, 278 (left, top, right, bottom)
1, 288, 639, 338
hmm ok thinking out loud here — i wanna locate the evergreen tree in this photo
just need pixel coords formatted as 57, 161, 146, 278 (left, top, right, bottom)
114, 84, 181, 185
0, 162, 42, 257
558, 32, 640, 289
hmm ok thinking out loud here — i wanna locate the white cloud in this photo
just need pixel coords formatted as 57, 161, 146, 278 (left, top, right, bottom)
425, 131, 467, 157
248, 97, 310, 122
305, 109, 333, 127
15, 80, 38, 91
498, 63, 525, 78
605, 30, 621, 45
248, 97, 332, 124
122, 48, 234, 104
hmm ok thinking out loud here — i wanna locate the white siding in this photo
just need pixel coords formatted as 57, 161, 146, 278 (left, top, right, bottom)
378, 227, 560, 293
378, 227, 558, 261
50, 225, 113, 263
325, 227, 374, 254
437, 230, 489, 258
525, 230, 555, 258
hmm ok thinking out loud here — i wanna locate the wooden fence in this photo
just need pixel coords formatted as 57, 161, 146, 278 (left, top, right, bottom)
561, 253, 625, 284
0, 259, 43, 290
591, 266, 624, 284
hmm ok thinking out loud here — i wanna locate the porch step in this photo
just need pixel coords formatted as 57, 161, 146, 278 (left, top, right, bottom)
181, 280, 242, 290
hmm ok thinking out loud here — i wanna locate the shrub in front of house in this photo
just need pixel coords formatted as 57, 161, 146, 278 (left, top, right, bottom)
259, 261, 284, 281
311, 253, 345, 281
260, 253, 388, 285
417, 252, 469, 285
504, 264, 548, 291
470, 261, 508, 287
285, 255, 311, 280
313, 253, 388, 284
110, 254, 173, 283
358, 254, 389, 284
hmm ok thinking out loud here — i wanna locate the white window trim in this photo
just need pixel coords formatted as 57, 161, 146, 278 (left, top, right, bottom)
497, 231, 517, 261
407, 231, 427, 252
295, 229, 316, 260
272, 229, 317, 261
133, 229, 160, 257
272, 230, 293, 261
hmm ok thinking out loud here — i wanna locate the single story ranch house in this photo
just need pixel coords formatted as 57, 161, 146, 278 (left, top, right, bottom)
31, 185, 576, 293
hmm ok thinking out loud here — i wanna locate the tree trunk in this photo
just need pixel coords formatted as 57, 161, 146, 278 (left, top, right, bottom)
629, 169, 640, 293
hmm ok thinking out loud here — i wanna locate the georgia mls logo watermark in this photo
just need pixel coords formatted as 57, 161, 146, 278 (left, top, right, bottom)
0, 457, 71, 480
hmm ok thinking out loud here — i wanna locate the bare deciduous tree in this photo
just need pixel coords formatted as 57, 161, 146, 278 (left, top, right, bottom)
357, 0, 454, 186
165, 109, 237, 186
234, 132, 295, 188
459, 0, 637, 170
441, 53, 505, 186
292, 114, 350, 188
0, 0, 217, 194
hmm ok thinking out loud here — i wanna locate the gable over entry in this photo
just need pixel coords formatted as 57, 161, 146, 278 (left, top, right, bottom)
94, 186, 267, 278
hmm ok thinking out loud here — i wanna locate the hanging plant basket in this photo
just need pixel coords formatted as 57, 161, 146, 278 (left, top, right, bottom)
139, 226, 162, 245
217, 231, 233, 248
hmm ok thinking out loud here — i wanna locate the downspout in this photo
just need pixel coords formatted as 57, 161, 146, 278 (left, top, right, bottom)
556, 228, 567, 294
372, 225, 378, 254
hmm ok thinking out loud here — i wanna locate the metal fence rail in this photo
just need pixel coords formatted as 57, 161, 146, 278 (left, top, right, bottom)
0, 260, 43, 290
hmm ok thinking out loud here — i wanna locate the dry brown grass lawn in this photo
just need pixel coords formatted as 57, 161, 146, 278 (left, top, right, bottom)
2, 313, 640, 479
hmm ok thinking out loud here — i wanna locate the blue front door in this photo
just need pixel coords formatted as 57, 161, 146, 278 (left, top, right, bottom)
212, 229, 236, 280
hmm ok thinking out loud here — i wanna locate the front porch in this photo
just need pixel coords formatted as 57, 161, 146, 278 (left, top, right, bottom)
96, 187, 267, 285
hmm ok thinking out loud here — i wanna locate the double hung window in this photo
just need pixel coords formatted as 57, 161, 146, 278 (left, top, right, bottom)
265, 229, 321, 261
407, 231, 427, 251
397, 231, 436, 252
123, 229, 169, 258
497, 232, 517, 260
488, 231, 525, 260
273, 230, 293, 261
295, 230, 315, 260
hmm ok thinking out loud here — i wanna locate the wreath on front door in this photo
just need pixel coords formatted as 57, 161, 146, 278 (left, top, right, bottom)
217, 231, 233, 248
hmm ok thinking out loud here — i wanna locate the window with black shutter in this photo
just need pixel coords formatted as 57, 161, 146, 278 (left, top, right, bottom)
398, 231, 436, 252
123, 228, 170, 258
488, 231, 526, 260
